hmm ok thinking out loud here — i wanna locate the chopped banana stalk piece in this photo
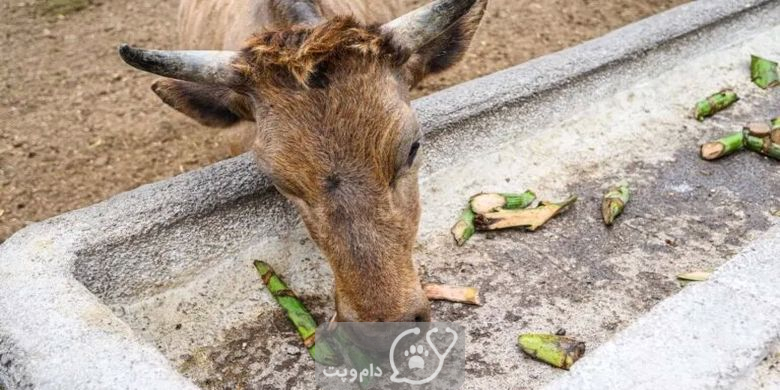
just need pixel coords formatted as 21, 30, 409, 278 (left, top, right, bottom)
602, 183, 630, 226
700, 132, 745, 161
676, 271, 712, 282
693, 90, 738, 121
744, 131, 780, 160
751, 54, 780, 89
745, 122, 773, 138
451, 208, 476, 246
475, 196, 577, 231
254, 261, 320, 359
518, 334, 586, 370
469, 191, 536, 214
424, 284, 481, 306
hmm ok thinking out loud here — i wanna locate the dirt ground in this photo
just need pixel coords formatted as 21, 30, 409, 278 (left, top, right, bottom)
0, 0, 688, 242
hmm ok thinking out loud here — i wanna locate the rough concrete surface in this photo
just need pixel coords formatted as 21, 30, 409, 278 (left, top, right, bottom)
1, 0, 779, 389
546, 224, 780, 390
735, 342, 780, 390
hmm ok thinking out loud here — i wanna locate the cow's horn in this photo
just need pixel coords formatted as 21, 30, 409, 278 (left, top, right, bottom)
118, 44, 240, 85
381, 0, 477, 52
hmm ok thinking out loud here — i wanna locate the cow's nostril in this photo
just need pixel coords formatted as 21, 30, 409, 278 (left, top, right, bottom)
413, 307, 431, 323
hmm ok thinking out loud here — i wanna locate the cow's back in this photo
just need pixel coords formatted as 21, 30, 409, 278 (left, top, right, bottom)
178, 0, 405, 50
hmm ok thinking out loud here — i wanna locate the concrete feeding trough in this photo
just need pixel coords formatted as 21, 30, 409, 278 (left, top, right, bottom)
2, 0, 780, 388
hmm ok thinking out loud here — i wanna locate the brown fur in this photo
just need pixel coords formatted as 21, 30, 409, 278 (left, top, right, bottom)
177, 0, 403, 50
230, 17, 427, 322
234, 17, 405, 88
146, 0, 488, 322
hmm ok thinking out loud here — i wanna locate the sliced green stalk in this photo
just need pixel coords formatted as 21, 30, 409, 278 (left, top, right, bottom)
254, 261, 319, 359
744, 132, 780, 160
700, 132, 745, 161
475, 195, 577, 231
602, 183, 630, 226
469, 191, 536, 214
518, 334, 585, 370
693, 90, 738, 121
744, 122, 772, 138
751, 55, 780, 89
451, 207, 476, 246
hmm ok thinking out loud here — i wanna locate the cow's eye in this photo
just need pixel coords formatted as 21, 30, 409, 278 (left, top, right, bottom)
406, 140, 420, 167
391, 139, 422, 187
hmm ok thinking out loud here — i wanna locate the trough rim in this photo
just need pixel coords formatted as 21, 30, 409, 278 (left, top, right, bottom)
0, 0, 776, 388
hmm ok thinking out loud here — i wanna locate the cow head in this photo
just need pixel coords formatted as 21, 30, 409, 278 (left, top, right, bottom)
119, 0, 487, 322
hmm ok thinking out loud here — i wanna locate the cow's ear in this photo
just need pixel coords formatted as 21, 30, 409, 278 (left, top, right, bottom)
402, 0, 487, 87
151, 79, 254, 128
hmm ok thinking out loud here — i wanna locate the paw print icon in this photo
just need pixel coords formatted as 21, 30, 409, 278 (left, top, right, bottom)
404, 345, 429, 370
389, 326, 458, 385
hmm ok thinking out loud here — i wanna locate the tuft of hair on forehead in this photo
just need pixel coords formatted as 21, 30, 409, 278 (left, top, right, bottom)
234, 16, 408, 88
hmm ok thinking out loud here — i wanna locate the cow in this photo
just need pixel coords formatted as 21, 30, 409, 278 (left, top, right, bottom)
118, 0, 488, 323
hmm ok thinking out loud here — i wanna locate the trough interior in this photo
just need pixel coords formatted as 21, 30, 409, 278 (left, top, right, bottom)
69, 5, 780, 389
